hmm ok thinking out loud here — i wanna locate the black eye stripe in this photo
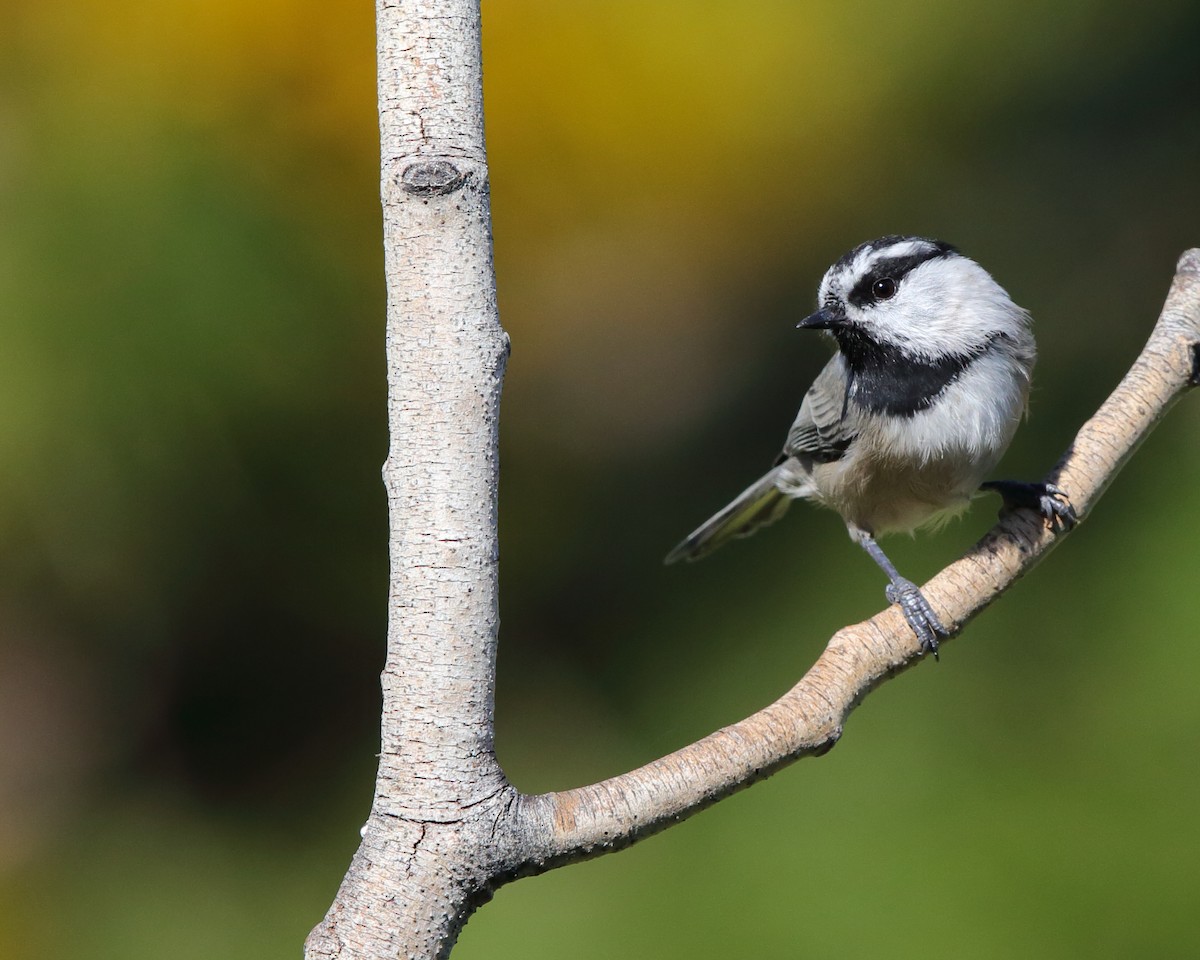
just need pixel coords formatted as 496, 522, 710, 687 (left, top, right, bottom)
846, 244, 957, 309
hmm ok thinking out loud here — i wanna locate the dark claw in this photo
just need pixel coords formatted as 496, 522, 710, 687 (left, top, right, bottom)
1036, 483, 1078, 532
981, 480, 1077, 533
885, 577, 947, 659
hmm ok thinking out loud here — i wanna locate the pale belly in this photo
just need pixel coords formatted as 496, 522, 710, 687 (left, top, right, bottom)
807, 352, 1029, 536
809, 449, 982, 535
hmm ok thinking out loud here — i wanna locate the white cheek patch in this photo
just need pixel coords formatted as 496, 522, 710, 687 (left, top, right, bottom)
866, 258, 1030, 359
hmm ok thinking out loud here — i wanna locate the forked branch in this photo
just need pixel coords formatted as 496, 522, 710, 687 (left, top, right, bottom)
305, 3, 1200, 957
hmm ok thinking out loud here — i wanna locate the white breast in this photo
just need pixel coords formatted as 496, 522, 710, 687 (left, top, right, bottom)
810, 349, 1031, 535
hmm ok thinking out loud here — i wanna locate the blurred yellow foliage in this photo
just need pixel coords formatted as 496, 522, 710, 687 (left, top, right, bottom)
16, 0, 370, 141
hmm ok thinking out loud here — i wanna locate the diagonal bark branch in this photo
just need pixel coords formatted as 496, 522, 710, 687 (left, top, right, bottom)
512, 249, 1200, 870
306, 1, 1200, 957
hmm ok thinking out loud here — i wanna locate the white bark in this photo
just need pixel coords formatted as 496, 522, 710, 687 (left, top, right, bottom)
305, 4, 515, 958
305, 2, 1200, 958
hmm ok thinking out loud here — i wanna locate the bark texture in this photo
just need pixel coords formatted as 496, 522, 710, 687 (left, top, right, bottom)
306, 4, 514, 958
305, 2, 1200, 957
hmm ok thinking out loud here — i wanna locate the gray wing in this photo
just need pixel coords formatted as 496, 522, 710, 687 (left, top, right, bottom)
780, 355, 857, 465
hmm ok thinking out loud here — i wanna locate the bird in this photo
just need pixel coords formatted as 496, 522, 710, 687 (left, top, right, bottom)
665, 235, 1075, 657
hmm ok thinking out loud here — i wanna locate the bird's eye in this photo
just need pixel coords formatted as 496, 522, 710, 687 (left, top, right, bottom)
872, 277, 897, 300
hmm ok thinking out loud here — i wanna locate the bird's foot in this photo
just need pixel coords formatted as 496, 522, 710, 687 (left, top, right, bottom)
885, 577, 947, 659
981, 480, 1077, 532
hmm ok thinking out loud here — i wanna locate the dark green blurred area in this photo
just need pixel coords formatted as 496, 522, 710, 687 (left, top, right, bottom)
1, 0, 1198, 956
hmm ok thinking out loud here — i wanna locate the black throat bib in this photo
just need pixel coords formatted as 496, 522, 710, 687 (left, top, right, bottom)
836, 329, 986, 418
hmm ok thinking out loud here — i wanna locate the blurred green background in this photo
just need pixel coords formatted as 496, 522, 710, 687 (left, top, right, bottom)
2, 0, 1199, 956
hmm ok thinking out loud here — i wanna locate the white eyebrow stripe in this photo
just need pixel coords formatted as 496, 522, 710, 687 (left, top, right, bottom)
847, 239, 930, 286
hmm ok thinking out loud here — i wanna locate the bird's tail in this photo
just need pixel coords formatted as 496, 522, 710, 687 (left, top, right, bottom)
664, 466, 792, 564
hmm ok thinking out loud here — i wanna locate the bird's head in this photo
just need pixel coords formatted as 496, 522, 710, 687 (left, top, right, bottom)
798, 236, 1031, 363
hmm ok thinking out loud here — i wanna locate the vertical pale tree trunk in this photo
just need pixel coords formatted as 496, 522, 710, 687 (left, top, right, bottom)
304, 2, 1200, 959
305, 2, 517, 958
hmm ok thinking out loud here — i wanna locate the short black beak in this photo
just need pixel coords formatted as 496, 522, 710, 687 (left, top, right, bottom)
796, 306, 843, 330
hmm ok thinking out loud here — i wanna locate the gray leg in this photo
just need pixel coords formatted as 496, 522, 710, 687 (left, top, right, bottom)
849, 526, 946, 658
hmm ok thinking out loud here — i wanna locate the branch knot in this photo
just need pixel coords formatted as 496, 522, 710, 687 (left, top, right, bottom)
400, 160, 467, 196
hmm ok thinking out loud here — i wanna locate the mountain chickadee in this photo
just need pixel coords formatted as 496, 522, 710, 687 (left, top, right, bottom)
665, 236, 1075, 656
